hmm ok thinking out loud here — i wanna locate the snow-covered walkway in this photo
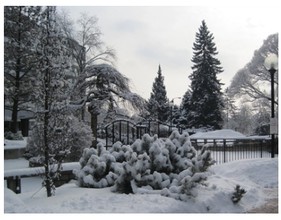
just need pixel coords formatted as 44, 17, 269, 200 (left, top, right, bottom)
246, 188, 278, 213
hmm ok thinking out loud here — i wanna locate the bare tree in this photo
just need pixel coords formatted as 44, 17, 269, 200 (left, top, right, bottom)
57, 11, 145, 145
57, 12, 116, 121
229, 33, 278, 107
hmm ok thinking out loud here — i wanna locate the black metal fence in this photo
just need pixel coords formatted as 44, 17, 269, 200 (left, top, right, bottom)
104, 119, 171, 148
191, 138, 272, 164
103, 120, 275, 164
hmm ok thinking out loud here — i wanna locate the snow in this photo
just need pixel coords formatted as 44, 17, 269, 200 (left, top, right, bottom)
4, 162, 80, 178
3, 157, 278, 214
4, 138, 27, 150
190, 129, 246, 139
2, 135, 278, 215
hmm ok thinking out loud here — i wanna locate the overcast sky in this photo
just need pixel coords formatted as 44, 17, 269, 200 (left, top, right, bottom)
2, 0, 280, 105
57, 4, 279, 104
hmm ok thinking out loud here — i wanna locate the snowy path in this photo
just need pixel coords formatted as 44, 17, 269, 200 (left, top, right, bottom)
246, 188, 278, 213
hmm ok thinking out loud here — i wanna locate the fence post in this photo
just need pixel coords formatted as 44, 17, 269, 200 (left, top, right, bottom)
105, 127, 108, 149
112, 122, 115, 144
119, 121, 122, 142
6, 176, 21, 194
223, 139, 226, 163
260, 140, 263, 158
127, 121, 130, 145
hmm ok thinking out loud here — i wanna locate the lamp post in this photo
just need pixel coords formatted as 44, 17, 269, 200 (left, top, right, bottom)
264, 53, 278, 158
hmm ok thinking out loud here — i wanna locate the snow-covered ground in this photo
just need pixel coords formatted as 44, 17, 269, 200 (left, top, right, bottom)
4, 157, 278, 214
3, 131, 278, 215
190, 129, 246, 139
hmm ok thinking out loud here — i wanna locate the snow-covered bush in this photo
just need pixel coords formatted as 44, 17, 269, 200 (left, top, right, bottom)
26, 114, 92, 165
4, 131, 24, 140
75, 130, 215, 200
74, 143, 117, 188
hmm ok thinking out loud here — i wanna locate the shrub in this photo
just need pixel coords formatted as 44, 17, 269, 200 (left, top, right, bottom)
75, 130, 215, 200
4, 131, 23, 140
231, 185, 246, 204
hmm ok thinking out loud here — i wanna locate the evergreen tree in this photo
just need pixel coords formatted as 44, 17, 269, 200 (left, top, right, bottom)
147, 65, 170, 122
179, 90, 192, 127
4, 6, 42, 133
188, 20, 224, 129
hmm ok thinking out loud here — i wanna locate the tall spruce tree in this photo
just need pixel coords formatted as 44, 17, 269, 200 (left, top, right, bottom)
147, 65, 170, 122
187, 20, 224, 129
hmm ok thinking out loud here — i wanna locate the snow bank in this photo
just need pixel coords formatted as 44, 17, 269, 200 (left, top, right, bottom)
4, 188, 32, 213
190, 129, 246, 139
210, 158, 278, 188
199, 158, 278, 212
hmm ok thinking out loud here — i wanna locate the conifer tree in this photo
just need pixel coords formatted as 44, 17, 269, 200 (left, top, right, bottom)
179, 90, 192, 127
4, 6, 41, 134
147, 65, 170, 122
187, 20, 224, 129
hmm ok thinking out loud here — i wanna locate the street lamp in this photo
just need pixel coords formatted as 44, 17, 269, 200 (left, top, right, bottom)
264, 53, 278, 158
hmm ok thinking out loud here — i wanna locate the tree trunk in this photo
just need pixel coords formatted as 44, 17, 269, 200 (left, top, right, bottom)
11, 7, 22, 134
43, 7, 52, 197
91, 112, 98, 147
11, 99, 19, 133
44, 104, 52, 197
43, 64, 52, 197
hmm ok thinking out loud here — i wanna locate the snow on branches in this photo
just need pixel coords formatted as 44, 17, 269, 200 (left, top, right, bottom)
74, 130, 215, 200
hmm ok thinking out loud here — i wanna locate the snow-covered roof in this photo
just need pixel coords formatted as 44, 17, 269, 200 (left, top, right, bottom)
190, 129, 246, 139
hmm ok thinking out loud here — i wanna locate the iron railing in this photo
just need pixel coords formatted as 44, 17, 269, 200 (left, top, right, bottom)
191, 138, 272, 164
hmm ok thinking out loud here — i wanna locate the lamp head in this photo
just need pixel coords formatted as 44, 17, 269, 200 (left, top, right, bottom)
264, 53, 278, 71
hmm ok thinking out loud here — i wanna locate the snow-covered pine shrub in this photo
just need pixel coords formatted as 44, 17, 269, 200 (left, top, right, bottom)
133, 152, 152, 187
167, 130, 197, 173
75, 130, 214, 199
75, 141, 137, 190
111, 150, 137, 194
131, 133, 156, 154
74, 143, 117, 188
192, 144, 215, 173
109, 141, 130, 162
231, 185, 246, 204
160, 131, 214, 201
149, 139, 173, 173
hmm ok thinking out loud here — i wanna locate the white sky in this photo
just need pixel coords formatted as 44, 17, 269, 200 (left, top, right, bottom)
2, 0, 281, 105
